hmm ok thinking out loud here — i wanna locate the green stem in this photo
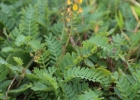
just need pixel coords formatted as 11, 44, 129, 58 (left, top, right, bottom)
65, 17, 73, 49
17, 58, 34, 87
25, 58, 34, 69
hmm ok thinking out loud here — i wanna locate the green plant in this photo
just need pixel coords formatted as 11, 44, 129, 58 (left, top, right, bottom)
0, 0, 140, 100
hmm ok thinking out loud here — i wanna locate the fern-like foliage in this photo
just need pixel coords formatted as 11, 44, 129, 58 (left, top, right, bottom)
75, 89, 103, 100
87, 34, 109, 49
20, 4, 39, 38
61, 82, 78, 100
0, 11, 15, 31
51, 22, 64, 36
1, 4, 40, 58
35, 91, 49, 100
86, 34, 126, 60
27, 67, 58, 95
60, 45, 98, 72
0, 5, 39, 57
113, 70, 138, 100
112, 33, 126, 45
64, 66, 111, 85
28, 40, 50, 68
36, 0, 49, 27
129, 32, 140, 44
128, 32, 140, 56
44, 33, 62, 66
0, 27, 23, 58
0, 65, 9, 82
60, 81, 89, 100
0, 58, 10, 99
36, 50, 50, 68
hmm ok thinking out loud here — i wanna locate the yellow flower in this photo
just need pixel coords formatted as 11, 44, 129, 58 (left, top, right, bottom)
73, 4, 78, 11
78, 7, 83, 13
67, 0, 72, 5
77, 0, 82, 4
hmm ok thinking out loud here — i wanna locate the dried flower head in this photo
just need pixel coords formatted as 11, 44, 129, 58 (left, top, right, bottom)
66, 17, 71, 22
78, 7, 83, 13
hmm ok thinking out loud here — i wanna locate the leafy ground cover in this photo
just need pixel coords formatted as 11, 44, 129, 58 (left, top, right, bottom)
0, 0, 140, 100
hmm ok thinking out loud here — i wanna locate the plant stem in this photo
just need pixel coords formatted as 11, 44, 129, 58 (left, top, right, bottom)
129, 0, 140, 8
17, 58, 34, 87
5, 75, 17, 100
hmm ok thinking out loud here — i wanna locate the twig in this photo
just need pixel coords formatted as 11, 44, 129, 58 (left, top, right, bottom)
122, 28, 135, 32
17, 58, 34, 87
70, 36, 76, 47
123, 62, 128, 72
131, 5, 139, 21
107, 58, 115, 72
5, 75, 17, 100
130, 6, 140, 33
121, 30, 130, 41
134, 21, 140, 33
130, 0, 140, 7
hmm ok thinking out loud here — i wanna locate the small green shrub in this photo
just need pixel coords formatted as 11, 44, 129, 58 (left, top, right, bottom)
0, 0, 140, 100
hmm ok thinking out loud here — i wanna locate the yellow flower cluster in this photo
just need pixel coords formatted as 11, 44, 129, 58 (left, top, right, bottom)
73, 4, 78, 11
67, 0, 83, 13
66, 0, 83, 22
